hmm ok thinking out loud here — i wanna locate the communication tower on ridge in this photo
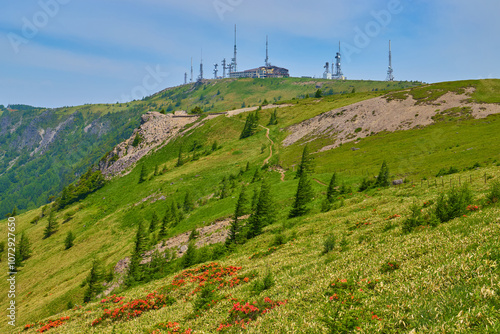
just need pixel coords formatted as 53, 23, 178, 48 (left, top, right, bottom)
386, 40, 394, 81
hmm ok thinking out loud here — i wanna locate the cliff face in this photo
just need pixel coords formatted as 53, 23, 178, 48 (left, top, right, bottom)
99, 112, 199, 177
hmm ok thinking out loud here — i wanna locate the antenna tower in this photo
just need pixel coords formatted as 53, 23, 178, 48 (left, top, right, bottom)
190, 58, 193, 83
334, 41, 343, 79
198, 50, 204, 81
231, 25, 237, 73
213, 63, 218, 79
221, 59, 227, 78
265, 35, 270, 67
386, 40, 394, 81
184, 72, 187, 85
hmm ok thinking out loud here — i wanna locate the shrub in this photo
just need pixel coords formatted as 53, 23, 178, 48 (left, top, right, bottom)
193, 284, 219, 312
435, 184, 473, 222
269, 233, 286, 247
436, 166, 459, 177
358, 178, 374, 192
322, 234, 336, 254
486, 181, 500, 204
251, 272, 275, 295
402, 202, 426, 233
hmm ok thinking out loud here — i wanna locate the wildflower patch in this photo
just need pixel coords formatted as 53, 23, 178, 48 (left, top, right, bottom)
90, 292, 175, 326
149, 321, 192, 334
322, 278, 381, 333
216, 297, 287, 332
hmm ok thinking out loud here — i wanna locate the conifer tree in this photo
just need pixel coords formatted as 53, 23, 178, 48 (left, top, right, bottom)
149, 211, 159, 233
19, 232, 31, 261
326, 173, 338, 203
83, 259, 103, 302
154, 164, 159, 176
251, 168, 261, 183
127, 221, 149, 285
289, 172, 314, 218
295, 145, 315, 179
43, 211, 58, 239
240, 113, 259, 139
245, 161, 250, 172
375, 161, 390, 187
65, 231, 75, 250
182, 242, 198, 268
267, 108, 278, 126
159, 206, 171, 237
247, 179, 275, 238
226, 186, 249, 246
138, 164, 147, 184
176, 145, 184, 167
170, 200, 180, 226
251, 188, 259, 212
183, 191, 194, 212
10, 206, 17, 217
212, 140, 218, 151
315, 89, 323, 98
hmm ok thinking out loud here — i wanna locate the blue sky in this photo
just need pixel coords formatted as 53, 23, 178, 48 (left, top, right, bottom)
1, 0, 499, 108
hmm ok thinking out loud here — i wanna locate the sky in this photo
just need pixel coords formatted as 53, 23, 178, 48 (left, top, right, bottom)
0, 0, 499, 108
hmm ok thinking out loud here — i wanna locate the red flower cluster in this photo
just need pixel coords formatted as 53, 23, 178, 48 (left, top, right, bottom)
217, 297, 287, 332
150, 322, 192, 334
386, 214, 401, 220
91, 292, 174, 326
100, 294, 126, 304
23, 323, 35, 330
467, 205, 479, 211
171, 263, 253, 294
36, 317, 70, 333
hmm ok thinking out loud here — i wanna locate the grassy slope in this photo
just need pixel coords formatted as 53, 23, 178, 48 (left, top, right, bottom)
1, 79, 499, 333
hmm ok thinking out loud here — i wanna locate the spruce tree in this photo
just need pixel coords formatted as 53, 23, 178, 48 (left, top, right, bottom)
11, 206, 17, 217
138, 164, 147, 184
83, 259, 103, 302
212, 140, 218, 151
183, 191, 194, 212
251, 168, 261, 183
149, 211, 159, 233
289, 172, 314, 218
326, 173, 338, 203
315, 89, 322, 98
182, 242, 198, 268
226, 186, 249, 246
251, 188, 259, 212
375, 161, 390, 187
247, 179, 275, 238
65, 231, 75, 250
43, 211, 58, 239
245, 161, 250, 172
176, 145, 184, 167
154, 164, 159, 176
159, 206, 171, 237
19, 232, 31, 261
267, 108, 278, 126
127, 221, 148, 285
296, 145, 315, 179
170, 200, 180, 226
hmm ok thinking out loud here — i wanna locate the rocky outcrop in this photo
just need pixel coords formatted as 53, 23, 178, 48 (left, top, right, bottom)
98, 112, 198, 177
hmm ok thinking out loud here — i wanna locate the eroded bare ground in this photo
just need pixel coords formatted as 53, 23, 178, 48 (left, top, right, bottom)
103, 215, 249, 297
99, 112, 199, 178
282, 88, 500, 152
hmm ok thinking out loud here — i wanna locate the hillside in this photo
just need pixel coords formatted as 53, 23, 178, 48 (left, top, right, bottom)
0, 79, 418, 218
1, 79, 499, 334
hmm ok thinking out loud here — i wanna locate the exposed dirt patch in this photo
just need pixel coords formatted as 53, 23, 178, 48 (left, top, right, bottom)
282, 88, 500, 152
99, 112, 199, 177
